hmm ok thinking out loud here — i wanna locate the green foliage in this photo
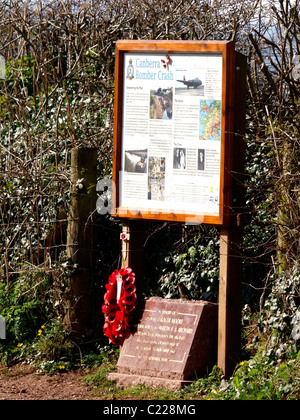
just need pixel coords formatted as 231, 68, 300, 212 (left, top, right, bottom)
208, 352, 300, 400
31, 319, 74, 371
160, 227, 219, 301
257, 266, 300, 359
83, 350, 300, 400
176, 366, 224, 399
0, 258, 71, 366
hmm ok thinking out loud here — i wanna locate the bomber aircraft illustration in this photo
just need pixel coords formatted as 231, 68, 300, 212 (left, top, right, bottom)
176, 76, 203, 89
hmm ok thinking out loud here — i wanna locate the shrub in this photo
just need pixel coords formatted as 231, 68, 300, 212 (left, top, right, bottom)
159, 227, 220, 301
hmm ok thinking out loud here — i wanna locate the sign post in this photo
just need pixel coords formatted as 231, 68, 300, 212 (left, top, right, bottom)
112, 40, 246, 378
218, 53, 247, 377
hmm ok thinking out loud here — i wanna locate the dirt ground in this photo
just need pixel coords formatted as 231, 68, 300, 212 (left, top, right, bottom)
0, 364, 98, 400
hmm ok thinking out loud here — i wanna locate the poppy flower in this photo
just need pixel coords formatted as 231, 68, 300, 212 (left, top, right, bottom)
105, 282, 117, 293
122, 284, 136, 296
108, 270, 119, 285
104, 289, 117, 304
119, 266, 134, 277
102, 301, 118, 315
121, 301, 136, 315
111, 311, 126, 335
103, 320, 115, 342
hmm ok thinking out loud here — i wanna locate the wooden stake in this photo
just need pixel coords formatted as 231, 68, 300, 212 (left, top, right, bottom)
65, 147, 97, 340
218, 226, 243, 377
217, 53, 247, 377
121, 220, 146, 291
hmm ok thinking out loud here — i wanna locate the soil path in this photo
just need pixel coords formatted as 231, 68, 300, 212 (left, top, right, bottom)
0, 364, 98, 400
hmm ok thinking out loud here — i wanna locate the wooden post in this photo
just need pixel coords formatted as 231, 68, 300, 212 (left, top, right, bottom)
217, 53, 247, 377
65, 147, 97, 340
121, 220, 146, 292
218, 226, 243, 377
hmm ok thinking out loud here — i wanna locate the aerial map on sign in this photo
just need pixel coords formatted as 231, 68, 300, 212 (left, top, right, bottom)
199, 100, 221, 141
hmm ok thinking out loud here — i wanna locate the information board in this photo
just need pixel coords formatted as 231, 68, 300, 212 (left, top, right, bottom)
112, 41, 235, 225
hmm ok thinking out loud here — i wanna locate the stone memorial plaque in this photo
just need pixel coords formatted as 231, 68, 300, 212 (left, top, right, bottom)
108, 297, 218, 390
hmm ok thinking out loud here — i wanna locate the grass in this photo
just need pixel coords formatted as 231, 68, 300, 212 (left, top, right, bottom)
83, 358, 223, 400
82, 347, 300, 400
1, 337, 299, 400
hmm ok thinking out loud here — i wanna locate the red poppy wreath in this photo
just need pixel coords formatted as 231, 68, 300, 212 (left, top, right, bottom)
102, 266, 137, 345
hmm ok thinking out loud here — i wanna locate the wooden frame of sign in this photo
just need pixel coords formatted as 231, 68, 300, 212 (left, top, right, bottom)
111, 40, 236, 226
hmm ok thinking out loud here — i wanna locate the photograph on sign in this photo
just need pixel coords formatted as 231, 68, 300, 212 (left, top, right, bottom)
112, 41, 235, 225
